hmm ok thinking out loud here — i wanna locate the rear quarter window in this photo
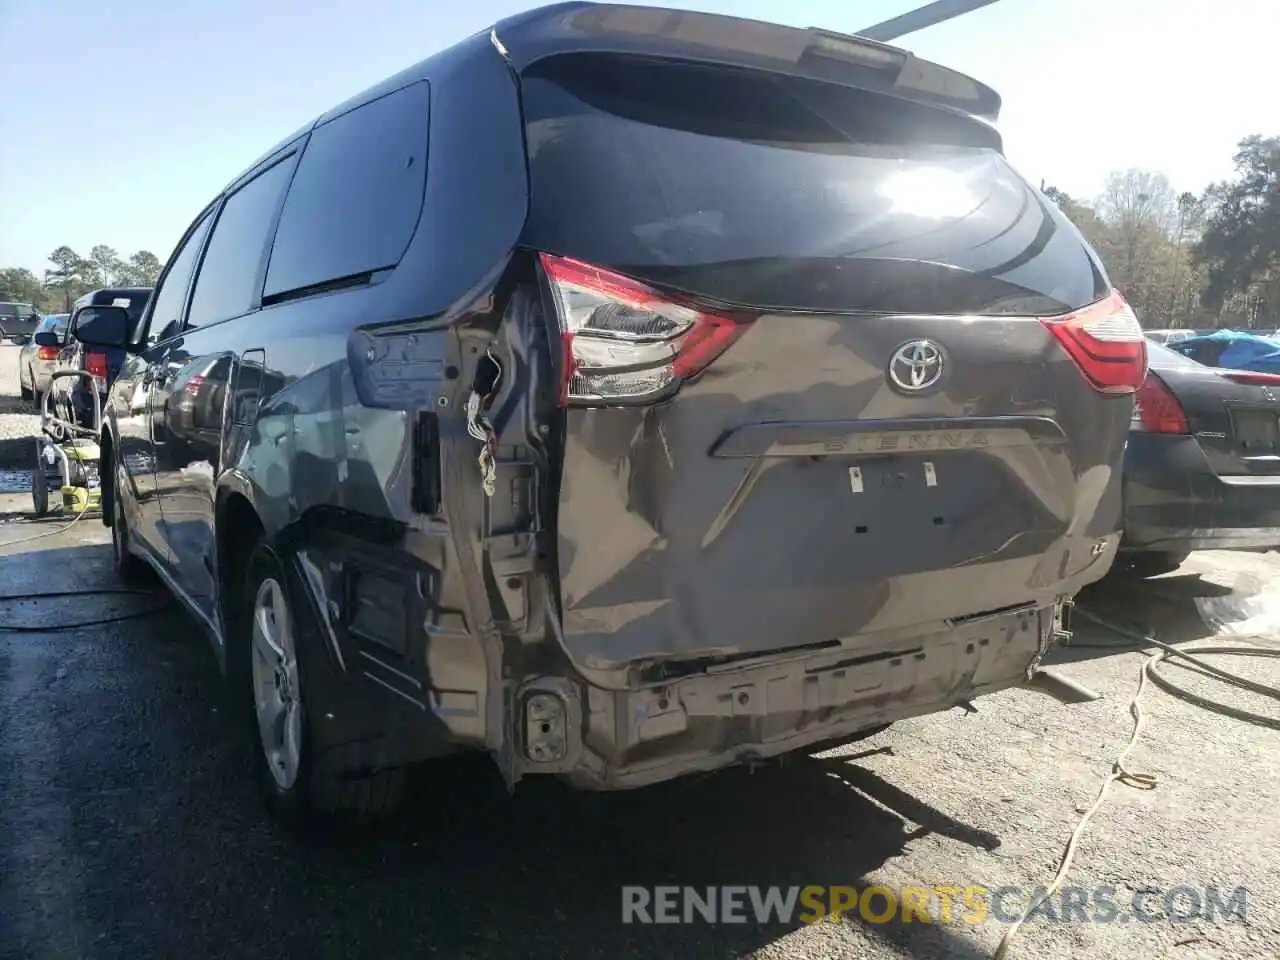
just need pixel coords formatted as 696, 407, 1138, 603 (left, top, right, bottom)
186, 155, 297, 329
263, 80, 431, 300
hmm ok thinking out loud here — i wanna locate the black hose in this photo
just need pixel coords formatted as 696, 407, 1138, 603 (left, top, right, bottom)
1073, 605, 1280, 730
0, 588, 170, 633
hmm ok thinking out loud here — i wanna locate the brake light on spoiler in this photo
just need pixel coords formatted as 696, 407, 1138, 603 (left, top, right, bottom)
539, 253, 753, 406
1040, 291, 1147, 395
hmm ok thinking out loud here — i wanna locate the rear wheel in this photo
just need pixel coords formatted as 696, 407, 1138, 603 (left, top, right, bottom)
20, 368, 33, 404
109, 449, 149, 582
235, 542, 407, 829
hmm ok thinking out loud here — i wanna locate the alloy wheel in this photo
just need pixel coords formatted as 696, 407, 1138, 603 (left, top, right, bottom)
250, 577, 303, 790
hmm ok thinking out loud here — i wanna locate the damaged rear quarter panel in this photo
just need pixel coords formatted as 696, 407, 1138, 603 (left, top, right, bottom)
198, 32, 533, 753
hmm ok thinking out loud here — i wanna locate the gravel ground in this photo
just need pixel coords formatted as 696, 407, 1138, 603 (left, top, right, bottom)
1, 343, 1278, 960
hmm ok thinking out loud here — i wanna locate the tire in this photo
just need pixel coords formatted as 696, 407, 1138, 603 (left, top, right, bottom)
109, 448, 150, 583
31, 447, 48, 517
234, 541, 407, 829
20, 368, 33, 404
1112, 550, 1190, 580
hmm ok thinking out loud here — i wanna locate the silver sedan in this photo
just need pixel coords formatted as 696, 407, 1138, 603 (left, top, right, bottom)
18, 313, 69, 405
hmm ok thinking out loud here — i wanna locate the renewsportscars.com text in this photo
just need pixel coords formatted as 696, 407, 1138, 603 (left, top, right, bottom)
621, 884, 1249, 926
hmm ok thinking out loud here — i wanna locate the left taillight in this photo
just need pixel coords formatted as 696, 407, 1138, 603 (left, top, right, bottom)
1040, 291, 1147, 395
1131, 371, 1189, 434
36, 346, 58, 361
538, 252, 752, 406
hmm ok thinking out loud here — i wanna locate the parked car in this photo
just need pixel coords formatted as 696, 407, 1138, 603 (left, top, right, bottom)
1168, 329, 1280, 372
80, 2, 1145, 828
1116, 341, 1280, 576
0, 301, 41, 344
18, 313, 70, 403
53, 287, 152, 428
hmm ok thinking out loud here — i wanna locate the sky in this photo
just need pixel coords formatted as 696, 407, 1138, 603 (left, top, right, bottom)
1, 0, 1275, 274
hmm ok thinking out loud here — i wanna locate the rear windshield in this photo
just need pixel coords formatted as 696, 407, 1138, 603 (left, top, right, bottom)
520, 54, 1109, 316
37, 314, 68, 335
1148, 340, 1208, 369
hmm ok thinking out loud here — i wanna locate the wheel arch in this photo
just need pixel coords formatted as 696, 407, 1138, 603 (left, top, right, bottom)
98, 425, 116, 526
214, 476, 270, 671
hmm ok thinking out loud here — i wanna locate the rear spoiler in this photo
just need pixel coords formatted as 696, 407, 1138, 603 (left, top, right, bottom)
492, 2, 1001, 123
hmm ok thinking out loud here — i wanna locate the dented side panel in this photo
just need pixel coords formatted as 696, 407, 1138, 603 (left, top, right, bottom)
124, 34, 539, 763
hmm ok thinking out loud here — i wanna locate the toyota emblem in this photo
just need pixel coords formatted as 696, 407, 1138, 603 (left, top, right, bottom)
887, 340, 945, 393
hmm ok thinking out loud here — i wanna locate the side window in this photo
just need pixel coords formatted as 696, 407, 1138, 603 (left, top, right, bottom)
263, 81, 430, 300
185, 156, 296, 331
146, 211, 214, 344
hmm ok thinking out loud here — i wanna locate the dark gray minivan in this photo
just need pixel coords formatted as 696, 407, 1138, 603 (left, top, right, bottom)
73, 2, 1146, 827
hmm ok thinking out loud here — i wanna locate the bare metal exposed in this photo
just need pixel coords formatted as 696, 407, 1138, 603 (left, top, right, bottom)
78, 3, 1145, 824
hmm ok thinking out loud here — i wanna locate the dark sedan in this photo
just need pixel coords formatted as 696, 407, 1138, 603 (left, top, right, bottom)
1118, 341, 1280, 576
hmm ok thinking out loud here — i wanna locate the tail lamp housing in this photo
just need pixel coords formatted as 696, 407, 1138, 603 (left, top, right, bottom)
539, 253, 751, 406
1131, 371, 1189, 434
1040, 291, 1147, 394
85, 351, 109, 388
36, 345, 59, 361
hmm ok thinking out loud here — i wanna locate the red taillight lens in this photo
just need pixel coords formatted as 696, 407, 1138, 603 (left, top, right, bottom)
1220, 370, 1280, 386
185, 374, 206, 394
85, 352, 108, 384
1132, 371, 1189, 434
538, 253, 751, 406
1040, 291, 1147, 394
36, 346, 58, 361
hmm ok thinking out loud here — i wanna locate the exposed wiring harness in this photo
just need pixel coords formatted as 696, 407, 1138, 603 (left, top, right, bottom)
994, 605, 1280, 960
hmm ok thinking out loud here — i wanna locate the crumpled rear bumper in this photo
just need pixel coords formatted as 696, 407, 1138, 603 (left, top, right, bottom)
512, 602, 1066, 790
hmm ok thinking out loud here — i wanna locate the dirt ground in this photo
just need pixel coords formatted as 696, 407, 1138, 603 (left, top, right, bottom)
1, 340, 1278, 960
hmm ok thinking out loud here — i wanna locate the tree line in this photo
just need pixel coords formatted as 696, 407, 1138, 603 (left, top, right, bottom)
1045, 134, 1279, 331
0, 244, 164, 314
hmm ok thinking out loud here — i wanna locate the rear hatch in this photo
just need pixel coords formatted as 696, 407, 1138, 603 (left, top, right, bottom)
519, 52, 1144, 674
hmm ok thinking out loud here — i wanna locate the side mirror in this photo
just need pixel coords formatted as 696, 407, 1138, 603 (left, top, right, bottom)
33, 331, 60, 347
73, 305, 130, 349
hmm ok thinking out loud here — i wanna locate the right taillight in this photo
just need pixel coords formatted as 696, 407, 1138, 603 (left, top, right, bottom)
1131, 371, 1189, 434
1040, 291, 1147, 394
538, 252, 753, 406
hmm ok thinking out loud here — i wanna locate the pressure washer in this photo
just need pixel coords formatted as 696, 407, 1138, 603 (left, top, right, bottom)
32, 369, 103, 517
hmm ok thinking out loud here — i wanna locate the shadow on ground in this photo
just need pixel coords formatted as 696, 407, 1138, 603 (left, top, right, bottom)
0, 543, 1005, 960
